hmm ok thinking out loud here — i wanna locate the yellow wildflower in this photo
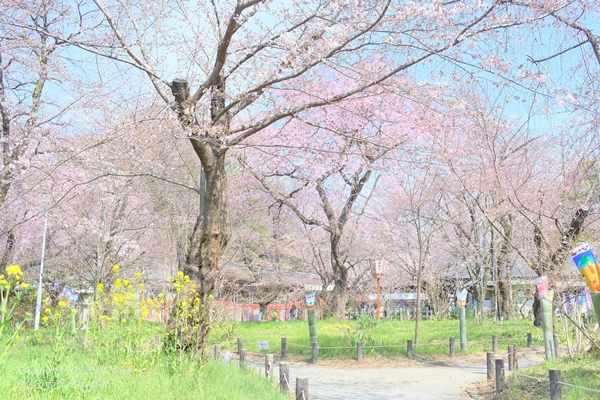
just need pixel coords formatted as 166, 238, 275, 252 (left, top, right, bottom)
123, 279, 130, 286
134, 271, 143, 279
97, 283, 104, 294
121, 318, 126, 323
112, 264, 120, 272
158, 293, 164, 299
71, 309, 78, 314
41, 315, 48, 324
115, 279, 122, 289
45, 307, 51, 314
176, 271, 183, 278
21, 283, 29, 289
58, 301, 67, 308
184, 275, 190, 283
15, 335, 19, 340
6, 265, 22, 276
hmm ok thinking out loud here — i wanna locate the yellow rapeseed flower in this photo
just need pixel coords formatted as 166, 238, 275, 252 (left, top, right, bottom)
158, 293, 164, 299
112, 264, 120, 272
71, 309, 78, 314
115, 279, 122, 289
6, 265, 22, 276
97, 283, 104, 294
123, 280, 130, 286
21, 283, 29, 289
41, 315, 48, 324
176, 271, 184, 278
134, 271, 143, 279
58, 301, 67, 308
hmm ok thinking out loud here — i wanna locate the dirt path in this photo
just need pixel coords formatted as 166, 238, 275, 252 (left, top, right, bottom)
255, 352, 545, 399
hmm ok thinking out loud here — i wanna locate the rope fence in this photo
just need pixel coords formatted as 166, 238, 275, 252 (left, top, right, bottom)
491, 351, 600, 399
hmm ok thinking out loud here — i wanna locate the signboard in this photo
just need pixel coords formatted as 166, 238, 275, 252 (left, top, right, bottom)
257, 341, 269, 350
303, 284, 334, 291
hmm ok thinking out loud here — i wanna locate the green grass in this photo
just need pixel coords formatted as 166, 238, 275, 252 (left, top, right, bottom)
214, 317, 540, 359
0, 323, 288, 400
501, 354, 600, 400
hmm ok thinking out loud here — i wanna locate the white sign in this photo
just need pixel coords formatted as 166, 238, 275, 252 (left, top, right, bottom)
257, 341, 269, 350
303, 284, 334, 291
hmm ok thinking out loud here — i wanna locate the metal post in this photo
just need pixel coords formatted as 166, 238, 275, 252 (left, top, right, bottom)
527, 333, 532, 348
376, 276, 381, 319
34, 211, 48, 331
407, 340, 413, 359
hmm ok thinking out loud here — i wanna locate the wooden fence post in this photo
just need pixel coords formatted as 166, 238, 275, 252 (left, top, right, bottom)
495, 359, 505, 394
214, 344, 221, 360
407, 340, 413, 359
265, 354, 274, 379
449, 337, 455, 357
296, 377, 309, 400
492, 335, 498, 353
507, 345, 513, 371
513, 344, 519, 371
486, 352, 495, 380
237, 337, 243, 354
357, 342, 363, 361
281, 337, 287, 359
239, 350, 246, 367
527, 333, 532, 348
279, 362, 290, 393
549, 369, 562, 400
553, 331, 559, 359
311, 342, 318, 364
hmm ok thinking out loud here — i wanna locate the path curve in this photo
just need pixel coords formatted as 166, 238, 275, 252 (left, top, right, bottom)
264, 351, 545, 399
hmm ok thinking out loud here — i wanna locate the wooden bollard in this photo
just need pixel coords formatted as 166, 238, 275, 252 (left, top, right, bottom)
527, 332, 532, 348
237, 337, 243, 354
357, 342, 363, 361
492, 335, 498, 353
281, 337, 287, 359
513, 344, 519, 371
449, 337, 455, 357
265, 354, 274, 379
495, 359, 505, 394
507, 345, 513, 371
549, 369, 562, 400
311, 342, 318, 364
407, 340, 413, 360
553, 331, 559, 359
486, 352, 495, 380
279, 362, 290, 393
239, 350, 246, 367
214, 344, 221, 359
296, 377, 309, 400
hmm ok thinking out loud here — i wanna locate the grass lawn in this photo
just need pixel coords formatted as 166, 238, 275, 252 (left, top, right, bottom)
212, 317, 540, 359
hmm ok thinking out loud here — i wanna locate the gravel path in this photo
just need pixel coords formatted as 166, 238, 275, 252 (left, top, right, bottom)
249, 351, 545, 400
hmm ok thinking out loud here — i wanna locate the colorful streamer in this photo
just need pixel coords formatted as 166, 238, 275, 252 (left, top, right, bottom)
570, 242, 600, 292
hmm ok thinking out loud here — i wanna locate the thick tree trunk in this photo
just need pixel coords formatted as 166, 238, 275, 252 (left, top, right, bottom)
325, 234, 348, 318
